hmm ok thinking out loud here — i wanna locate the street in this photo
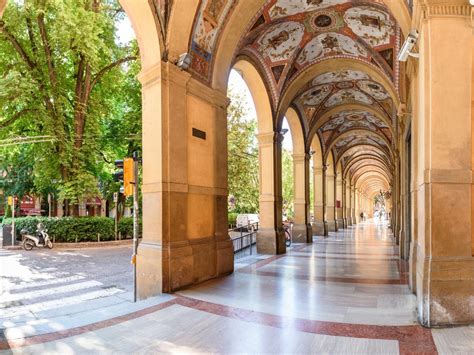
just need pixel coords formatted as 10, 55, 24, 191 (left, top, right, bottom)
0, 246, 135, 338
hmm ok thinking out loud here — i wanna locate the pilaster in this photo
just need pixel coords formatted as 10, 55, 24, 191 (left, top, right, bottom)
413, 3, 474, 326
256, 132, 285, 254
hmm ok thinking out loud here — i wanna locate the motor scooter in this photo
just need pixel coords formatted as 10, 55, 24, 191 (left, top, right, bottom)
21, 223, 53, 250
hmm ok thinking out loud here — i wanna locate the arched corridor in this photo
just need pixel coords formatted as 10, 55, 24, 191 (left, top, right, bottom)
1, 0, 474, 345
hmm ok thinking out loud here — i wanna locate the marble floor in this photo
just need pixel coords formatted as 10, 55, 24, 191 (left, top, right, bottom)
1, 220, 473, 354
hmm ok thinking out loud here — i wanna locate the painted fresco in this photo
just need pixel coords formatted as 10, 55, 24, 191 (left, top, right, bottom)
344, 6, 394, 47
257, 22, 305, 62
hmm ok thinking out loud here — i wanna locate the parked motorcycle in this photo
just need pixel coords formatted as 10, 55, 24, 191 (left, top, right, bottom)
21, 223, 53, 250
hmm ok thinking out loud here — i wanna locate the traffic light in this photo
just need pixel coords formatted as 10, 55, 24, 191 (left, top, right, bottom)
113, 158, 134, 197
113, 160, 124, 182
123, 158, 134, 197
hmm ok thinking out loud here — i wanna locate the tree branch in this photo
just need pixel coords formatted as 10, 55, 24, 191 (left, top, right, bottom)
0, 20, 36, 71
37, 13, 58, 90
89, 55, 137, 92
0, 108, 33, 129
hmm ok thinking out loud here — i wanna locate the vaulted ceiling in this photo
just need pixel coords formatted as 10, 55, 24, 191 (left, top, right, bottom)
185, 0, 404, 189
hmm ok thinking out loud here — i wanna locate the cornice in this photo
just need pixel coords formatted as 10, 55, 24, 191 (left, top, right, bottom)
414, 0, 471, 27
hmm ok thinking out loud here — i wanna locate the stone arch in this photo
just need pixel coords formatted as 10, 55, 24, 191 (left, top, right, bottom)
278, 58, 400, 118
211, 0, 411, 92
311, 131, 325, 235
232, 59, 285, 254
286, 107, 311, 242
335, 160, 344, 230
325, 129, 393, 159
325, 150, 337, 232
341, 153, 392, 175
119, 0, 162, 71
308, 103, 395, 145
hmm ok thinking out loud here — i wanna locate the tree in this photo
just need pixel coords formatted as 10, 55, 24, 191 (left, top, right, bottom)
281, 149, 294, 219
227, 89, 259, 214
0, 0, 140, 213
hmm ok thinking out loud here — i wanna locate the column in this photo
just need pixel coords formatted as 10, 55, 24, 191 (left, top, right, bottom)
412, 1, 474, 326
354, 188, 360, 223
346, 182, 352, 226
312, 165, 325, 235
137, 63, 234, 297
336, 173, 344, 230
256, 132, 285, 254
326, 169, 336, 232
292, 153, 312, 243
322, 165, 329, 236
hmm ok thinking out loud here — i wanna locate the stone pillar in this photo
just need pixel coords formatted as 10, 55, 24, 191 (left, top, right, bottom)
336, 173, 344, 230
312, 165, 325, 235
326, 168, 336, 232
412, 1, 474, 326
322, 165, 329, 236
137, 63, 234, 297
256, 132, 285, 254
292, 153, 311, 243
354, 188, 360, 223
351, 186, 356, 224
346, 182, 352, 226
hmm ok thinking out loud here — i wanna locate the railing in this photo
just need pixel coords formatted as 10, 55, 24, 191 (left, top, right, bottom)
229, 222, 259, 259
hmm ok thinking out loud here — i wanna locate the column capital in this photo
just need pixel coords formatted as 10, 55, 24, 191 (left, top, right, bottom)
292, 153, 306, 162
256, 132, 276, 146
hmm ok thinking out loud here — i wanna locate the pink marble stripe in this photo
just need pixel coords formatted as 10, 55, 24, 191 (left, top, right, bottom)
0, 299, 179, 350
0, 294, 436, 354
238, 268, 408, 285
174, 295, 437, 355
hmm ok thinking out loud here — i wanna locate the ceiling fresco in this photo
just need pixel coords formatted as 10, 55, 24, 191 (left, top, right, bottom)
319, 110, 392, 147
294, 69, 395, 150
185, 0, 403, 183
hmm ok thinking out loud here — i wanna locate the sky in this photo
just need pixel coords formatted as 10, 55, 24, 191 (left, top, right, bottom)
117, 18, 293, 151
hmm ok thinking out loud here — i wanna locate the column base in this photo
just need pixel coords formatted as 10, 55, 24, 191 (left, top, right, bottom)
417, 255, 474, 326
337, 219, 344, 230
323, 221, 329, 236
137, 241, 163, 299
312, 222, 325, 236
327, 220, 337, 232
257, 228, 286, 255
292, 223, 312, 243
137, 235, 234, 297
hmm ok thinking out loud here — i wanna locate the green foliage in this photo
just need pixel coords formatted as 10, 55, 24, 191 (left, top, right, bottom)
282, 149, 294, 219
0, 0, 141, 204
228, 212, 238, 226
117, 216, 142, 238
227, 89, 259, 214
2, 216, 115, 242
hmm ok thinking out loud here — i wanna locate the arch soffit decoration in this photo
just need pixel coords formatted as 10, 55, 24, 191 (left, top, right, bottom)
349, 161, 392, 186
307, 102, 394, 148
325, 129, 393, 160
354, 169, 390, 188
338, 145, 392, 169
233, 59, 274, 133
334, 140, 392, 165
343, 154, 392, 180
285, 106, 306, 154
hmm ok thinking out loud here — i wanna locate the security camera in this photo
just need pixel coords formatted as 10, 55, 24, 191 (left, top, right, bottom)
176, 53, 192, 70
397, 30, 419, 62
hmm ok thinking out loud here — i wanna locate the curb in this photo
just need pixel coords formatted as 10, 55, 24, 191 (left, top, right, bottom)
3, 238, 137, 250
